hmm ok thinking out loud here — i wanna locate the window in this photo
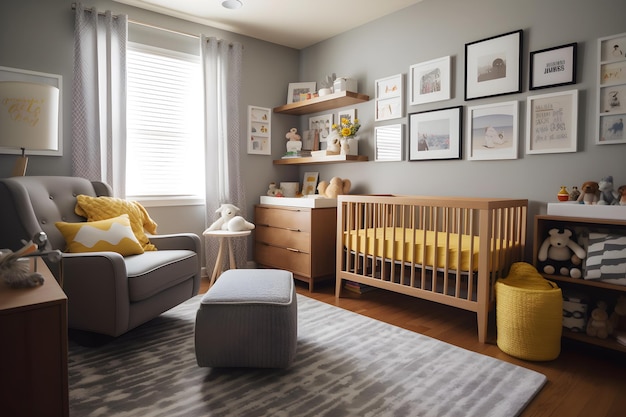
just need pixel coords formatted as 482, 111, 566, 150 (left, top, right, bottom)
126, 42, 204, 204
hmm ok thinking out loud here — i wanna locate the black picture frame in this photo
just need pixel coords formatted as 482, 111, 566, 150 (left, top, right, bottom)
408, 106, 462, 161
530, 42, 577, 90
464, 30, 523, 100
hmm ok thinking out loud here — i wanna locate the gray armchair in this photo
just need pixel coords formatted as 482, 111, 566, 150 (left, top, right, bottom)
0, 176, 201, 338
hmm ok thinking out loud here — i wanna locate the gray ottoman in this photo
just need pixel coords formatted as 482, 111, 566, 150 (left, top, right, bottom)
194, 268, 297, 368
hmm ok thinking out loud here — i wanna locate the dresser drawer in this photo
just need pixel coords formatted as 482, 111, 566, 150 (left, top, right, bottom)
254, 243, 311, 277
255, 205, 311, 232
255, 225, 310, 253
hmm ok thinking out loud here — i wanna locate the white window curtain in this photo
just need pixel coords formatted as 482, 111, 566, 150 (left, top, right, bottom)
201, 36, 246, 270
72, 3, 127, 197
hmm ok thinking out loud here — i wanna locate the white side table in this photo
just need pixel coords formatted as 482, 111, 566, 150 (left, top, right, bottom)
203, 229, 252, 287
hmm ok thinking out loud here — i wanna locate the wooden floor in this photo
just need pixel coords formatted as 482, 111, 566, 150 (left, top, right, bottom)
199, 277, 626, 417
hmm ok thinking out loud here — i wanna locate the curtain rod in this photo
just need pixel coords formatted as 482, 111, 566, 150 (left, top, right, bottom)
70, 2, 199, 39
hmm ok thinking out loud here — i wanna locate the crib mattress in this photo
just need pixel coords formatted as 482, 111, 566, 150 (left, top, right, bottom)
344, 227, 508, 272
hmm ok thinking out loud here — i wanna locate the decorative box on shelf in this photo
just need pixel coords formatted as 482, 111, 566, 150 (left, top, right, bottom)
547, 202, 626, 221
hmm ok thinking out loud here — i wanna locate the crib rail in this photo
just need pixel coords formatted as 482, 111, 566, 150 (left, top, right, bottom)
336, 194, 528, 343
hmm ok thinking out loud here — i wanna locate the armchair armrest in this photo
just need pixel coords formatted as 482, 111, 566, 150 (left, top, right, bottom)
149, 233, 201, 253
61, 252, 131, 336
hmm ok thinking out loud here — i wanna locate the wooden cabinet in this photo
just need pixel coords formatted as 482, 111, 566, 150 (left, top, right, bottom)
533, 214, 626, 353
254, 204, 336, 291
0, 258, 69, 416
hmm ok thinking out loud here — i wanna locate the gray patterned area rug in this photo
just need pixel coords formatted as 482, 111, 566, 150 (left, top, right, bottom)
69, 294, 546, 417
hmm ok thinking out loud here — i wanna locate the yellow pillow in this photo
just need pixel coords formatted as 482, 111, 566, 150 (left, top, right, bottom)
75, 195, 158, 251
55, 214, 144, 256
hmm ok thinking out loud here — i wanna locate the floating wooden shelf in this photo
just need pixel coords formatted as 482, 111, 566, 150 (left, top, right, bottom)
273, 155, 368, 165
273, 91, 370, 115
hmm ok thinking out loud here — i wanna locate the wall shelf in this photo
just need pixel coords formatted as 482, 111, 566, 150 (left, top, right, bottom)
274, 154, 368, 165
273, 91, 370, 115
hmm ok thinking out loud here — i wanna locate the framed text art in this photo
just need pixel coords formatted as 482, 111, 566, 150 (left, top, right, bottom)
597, 32, 626, 145
375, 74, 403, 121
247, 105, 271, 155
408, 106, 462, 161
0, 66, 63, 156
530, 43, 577, 90
409, 56, 451, 106
465, 30, 523, 100
466, 101, 518, 161
526, 90, 578, 154
375, 124, 403, 162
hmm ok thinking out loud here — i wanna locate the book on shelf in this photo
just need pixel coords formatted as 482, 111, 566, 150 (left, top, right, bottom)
344, 280, 377, 294
281, 150, 311, 159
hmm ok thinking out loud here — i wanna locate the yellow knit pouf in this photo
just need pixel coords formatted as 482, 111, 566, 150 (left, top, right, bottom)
495, 262, 562, 361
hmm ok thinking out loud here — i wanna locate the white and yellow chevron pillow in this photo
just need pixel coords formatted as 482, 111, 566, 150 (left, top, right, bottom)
55, 214, 144, 256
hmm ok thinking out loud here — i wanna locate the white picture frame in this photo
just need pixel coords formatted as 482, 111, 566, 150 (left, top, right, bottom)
0, 65, 63, 156
409, 56, 451, 106
337, 108, 356, 126
287, 82, 316, 104
375, 74, 404, 121
375, 124, 403, 162
526, 90, 578, 154
596, 32, 626, 145
247, 105, 271, 155
309, 114, 333, 142
466, 101, 518, 161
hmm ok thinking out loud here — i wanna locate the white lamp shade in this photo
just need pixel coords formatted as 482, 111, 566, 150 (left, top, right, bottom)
0, 81, 59, 151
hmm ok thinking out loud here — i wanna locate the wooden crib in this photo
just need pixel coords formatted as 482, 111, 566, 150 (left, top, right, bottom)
336, 195, 528, 343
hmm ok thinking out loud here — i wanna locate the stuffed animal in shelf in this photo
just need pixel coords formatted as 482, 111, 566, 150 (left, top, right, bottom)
537, 228, 586, 278
267, 182, 283, 197
317, 177, 351, 199
577, 181, 600, 205
598, 175, 619, 205
618, 185, 626, 206
586, 301, 613, 339
208, 203, 255, 232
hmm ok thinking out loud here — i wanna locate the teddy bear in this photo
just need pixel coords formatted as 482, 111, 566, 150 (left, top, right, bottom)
537, 228, 586, 278
598, 175, 619, 205
317, 177, 351, 199
617, 185, 626, 206
586, 301, 613, 339
266, 182, 283, 197
207, 203, 255, 232
285, 127, 302, 153
577, 181, 600, 205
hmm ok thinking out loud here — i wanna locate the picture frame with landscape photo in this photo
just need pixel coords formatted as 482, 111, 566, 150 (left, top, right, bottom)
408, 106, 462, 161
409, 56, 451, 106
464, 30, 523, 100
526, 89, 578, 154
287, 82, 316, 104
466, 101, 518, 161
530, 42, 577, 90
375, 73, 403, 121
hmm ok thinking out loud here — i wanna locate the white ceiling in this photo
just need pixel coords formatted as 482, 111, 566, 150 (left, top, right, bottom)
114, 0, 424, 49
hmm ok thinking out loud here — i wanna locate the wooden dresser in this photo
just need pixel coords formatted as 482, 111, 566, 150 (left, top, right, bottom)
0, 258, 69, 417
254, 204, 336, 291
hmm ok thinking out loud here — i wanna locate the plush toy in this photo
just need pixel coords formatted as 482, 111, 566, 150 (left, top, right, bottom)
577, 181, 600, 205
568, 186, 580, 202
207, 203, 255, 232
285, 128, 302, 153
267, 182, 283, 197
537, 228, 586, 278
317, 177, 351, 199
0, 234, 61, 288
617, 185, 626, 206
598, 175, 619, 205
586, 301, 613, 339
326, 136, 341, 155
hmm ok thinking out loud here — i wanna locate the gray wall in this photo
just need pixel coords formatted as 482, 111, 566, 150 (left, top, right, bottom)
1, 0, 625, 262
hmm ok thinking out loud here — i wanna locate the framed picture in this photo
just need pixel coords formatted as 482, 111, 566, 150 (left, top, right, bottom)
302, 171, 319, 196
309, 114, 333, 142
337, 108, 356, 126
597, 32, 626, 145
287, 82, 316, 104
466, 101, 518, 161
408, 106, 462, 161
375, 124, 403, 162
526, 90, 578, 154
530, 43, 577, 90
0, 65, 63, 156
247, 105, 271, 155
464, 30, 523, 100
409, 56, 451, 105
375, 73, 403, 121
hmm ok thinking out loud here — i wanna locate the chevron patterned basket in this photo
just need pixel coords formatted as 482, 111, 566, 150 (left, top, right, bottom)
495, 262, 563, 361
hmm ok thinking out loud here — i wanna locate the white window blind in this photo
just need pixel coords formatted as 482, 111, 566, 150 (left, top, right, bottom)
126, 42, 204, 202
